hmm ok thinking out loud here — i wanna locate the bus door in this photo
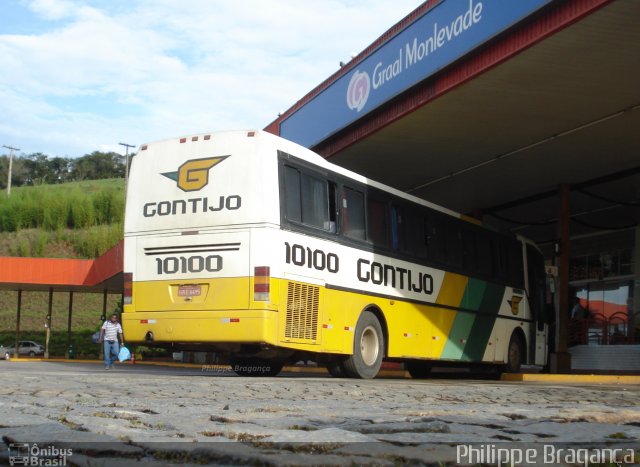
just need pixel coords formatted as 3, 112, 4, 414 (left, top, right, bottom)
526, 244, 548, 365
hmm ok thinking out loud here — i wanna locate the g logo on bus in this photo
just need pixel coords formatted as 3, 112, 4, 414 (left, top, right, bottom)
162, 156, 229, 192
508, 295, 523, 316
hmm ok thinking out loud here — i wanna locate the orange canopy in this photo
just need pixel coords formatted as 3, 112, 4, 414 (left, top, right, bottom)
0, 240, 123, 293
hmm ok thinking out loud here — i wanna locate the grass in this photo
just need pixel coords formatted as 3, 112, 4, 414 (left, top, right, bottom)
0, 178, 124, 259
0, 179, 124, 232
0, 226, 123, 258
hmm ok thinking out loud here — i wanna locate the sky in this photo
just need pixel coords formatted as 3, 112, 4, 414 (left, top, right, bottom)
0, 0, 419, 158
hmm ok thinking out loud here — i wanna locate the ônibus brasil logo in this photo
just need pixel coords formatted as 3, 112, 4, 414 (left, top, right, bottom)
162, 156, 229, 192
346, 70, 370, 112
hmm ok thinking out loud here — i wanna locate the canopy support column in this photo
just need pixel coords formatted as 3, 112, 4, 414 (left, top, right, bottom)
44, 287, 53, 359
65, 291, 74, 359
550, 183, 571, 373
13, 290, 22, 359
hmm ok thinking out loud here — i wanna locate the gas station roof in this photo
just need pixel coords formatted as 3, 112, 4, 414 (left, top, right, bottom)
267, 0, 640, 245
0, 240, 123, 293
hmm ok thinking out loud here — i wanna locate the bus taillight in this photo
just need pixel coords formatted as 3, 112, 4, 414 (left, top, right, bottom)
123, 272, 133, 305
254, 266, 270, 301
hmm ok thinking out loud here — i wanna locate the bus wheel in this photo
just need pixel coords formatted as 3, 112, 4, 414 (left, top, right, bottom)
343, 311, 384, 379
230, 358, 283, 377
326, 359, 346, 378
504, 333, 524, 373
407, 361, 432, 379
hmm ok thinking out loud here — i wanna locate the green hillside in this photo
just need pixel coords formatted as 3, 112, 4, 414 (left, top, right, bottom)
0, 178, 124, 258
0, 179, 126, 356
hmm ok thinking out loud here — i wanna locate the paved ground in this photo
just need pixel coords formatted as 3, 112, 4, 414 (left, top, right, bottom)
1, 361, 639, 466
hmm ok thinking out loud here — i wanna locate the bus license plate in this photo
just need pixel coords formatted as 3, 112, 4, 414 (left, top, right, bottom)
178, 285, 201, 297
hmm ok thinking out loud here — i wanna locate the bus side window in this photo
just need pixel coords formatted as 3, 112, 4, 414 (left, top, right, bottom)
405, 209, 422, 258
391, 204, 413, 253
391, 206, 400, 251
343, 187, 366, 241
327, 182, 337, 233
462, 228, 477, 273
445, 221, 463, 269
283, 165, 333, 233
284, 166, 302, 223
301, 173, 329, 230
367, 197, 388, 248
491, 238, 507, 282
476, 233, 493, 277
424, 212, 443, 264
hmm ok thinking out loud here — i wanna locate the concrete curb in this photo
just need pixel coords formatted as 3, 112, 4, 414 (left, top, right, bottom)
501, 373, 640, 384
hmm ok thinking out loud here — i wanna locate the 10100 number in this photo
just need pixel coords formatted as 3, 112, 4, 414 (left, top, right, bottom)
285, 242, 339, 273
156, 255, 222, 275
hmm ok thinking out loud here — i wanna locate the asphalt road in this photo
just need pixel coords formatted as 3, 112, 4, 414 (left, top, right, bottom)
1, 361, 639, 466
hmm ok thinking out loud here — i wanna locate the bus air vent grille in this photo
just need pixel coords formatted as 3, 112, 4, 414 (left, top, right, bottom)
285, 282, 319, 341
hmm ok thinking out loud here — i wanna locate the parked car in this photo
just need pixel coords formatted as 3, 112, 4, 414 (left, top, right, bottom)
3, 341, 45, 357
0, 345, 9, 360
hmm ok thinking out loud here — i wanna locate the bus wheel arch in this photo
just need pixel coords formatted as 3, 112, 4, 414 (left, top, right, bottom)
504, 328, 526, 373
343, 308, 386, 379
363, 305, 389, 357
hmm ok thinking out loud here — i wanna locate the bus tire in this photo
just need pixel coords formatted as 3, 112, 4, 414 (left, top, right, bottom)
504, 332, 524, 373
230, 358, 283, 377
407, 361, 432, 379
326, 359, 346, 378
343, 311, 384, 379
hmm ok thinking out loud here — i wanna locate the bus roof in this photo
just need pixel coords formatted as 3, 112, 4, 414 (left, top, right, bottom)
138, 129, 472, 225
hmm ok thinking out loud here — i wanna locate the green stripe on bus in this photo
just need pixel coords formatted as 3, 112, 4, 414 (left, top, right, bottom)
442, 278, 485, 361
461, 278, 487, 311
441, 310, 476, 361
463, 282, 505, 361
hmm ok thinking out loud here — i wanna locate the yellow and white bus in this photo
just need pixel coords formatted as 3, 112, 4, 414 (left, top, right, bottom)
123, 130, 549, 378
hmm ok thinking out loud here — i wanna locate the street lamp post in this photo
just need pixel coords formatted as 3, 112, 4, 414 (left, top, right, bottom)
118, 142, 135, 196
2, 145, 20, 196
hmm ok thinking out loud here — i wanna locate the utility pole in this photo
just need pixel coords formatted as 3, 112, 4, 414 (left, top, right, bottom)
118, 142, 135, 196
2, 145, 20, 196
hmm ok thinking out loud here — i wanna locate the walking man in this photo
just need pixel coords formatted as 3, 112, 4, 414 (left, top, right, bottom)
99, 314, 124, 369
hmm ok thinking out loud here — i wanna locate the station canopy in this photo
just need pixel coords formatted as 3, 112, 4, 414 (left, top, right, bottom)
0, 241, 123, 293
269, 0, 640, 246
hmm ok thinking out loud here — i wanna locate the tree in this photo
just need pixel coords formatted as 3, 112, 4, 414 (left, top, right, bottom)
23, 153, 52, 185
70, 152, 125, 180
48, 157, 72, 183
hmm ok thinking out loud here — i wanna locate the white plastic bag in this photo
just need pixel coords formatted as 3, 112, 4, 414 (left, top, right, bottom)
118, 346, 131, 362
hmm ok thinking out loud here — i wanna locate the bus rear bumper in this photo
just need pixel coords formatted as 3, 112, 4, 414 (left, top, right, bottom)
122, 310, 278, 346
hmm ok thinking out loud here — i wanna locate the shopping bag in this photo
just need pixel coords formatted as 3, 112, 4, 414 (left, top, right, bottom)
92, 331, 100, 344
118, 346, 131, 362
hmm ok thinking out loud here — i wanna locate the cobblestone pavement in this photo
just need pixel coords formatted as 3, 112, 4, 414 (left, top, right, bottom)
0, 362, 639, 466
